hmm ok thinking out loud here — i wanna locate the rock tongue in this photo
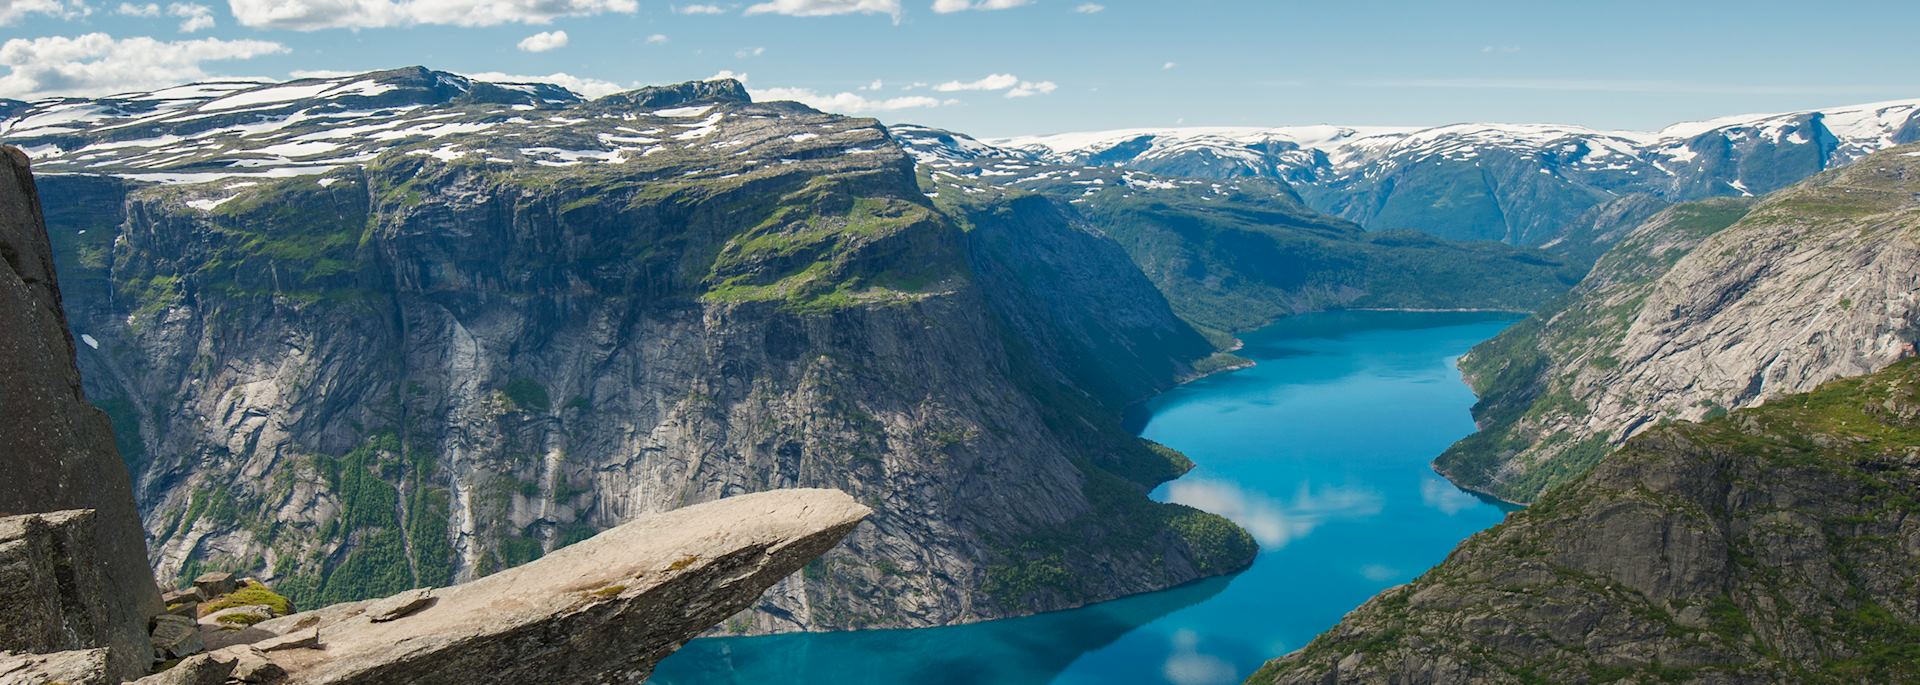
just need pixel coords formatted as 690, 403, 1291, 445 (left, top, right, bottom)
261, 490, 869, 684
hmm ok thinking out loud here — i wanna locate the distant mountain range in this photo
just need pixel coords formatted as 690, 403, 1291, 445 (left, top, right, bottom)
893, 100, 1920, 259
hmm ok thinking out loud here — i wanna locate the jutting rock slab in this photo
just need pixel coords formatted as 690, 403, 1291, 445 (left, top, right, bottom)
252, 489, 869, 684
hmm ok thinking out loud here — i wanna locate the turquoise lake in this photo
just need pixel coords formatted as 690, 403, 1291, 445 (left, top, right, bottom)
651, 310, 1520, 685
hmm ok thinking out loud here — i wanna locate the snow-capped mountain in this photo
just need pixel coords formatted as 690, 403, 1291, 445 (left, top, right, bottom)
0, 66, 892, 187
941, 100, 1920, 251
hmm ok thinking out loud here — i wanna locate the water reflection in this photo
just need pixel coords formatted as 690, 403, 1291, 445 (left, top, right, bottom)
650, 575, 1233, 685
1161, 479, 1382, 550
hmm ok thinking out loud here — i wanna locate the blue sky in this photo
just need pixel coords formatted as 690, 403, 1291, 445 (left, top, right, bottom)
3, 0, 1917, 137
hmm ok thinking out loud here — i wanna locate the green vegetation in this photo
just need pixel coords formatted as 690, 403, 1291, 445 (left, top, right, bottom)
500, 378, 551, 412
201, 580, 293, 617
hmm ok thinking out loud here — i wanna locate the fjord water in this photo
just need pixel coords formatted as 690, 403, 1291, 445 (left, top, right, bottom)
651, 311, 1518, 685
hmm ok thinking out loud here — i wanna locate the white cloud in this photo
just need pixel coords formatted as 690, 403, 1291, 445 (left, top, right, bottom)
289, 68, 363, 78
930, 0, 1027, 12
706, 69, 746, 83
516, 29, 567, 52
645, 33, 667, 43
734, 45, 764, 58
1162, 61, 1176, 70
1073, 2, 1101, 12
933, 72, 1055, 98
674, 2, 723, 12
0, 33, 286, 100
1005, 79, 1053, 98
743, 0, 897, 18
755, 85, 946, 113
168, 3, 214, 31
227, 0, 637, 30
858, 79, 881, 90
461, 70, 628, 98
115, 2, 161, 16
933, 72, 1017, 92
1, 0, 89, 24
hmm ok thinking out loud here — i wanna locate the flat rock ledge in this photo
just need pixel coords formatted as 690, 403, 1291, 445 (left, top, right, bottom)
245, 489, 869, 684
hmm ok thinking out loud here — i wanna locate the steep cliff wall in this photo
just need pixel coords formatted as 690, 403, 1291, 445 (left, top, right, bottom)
30, 75, 1251, 633
0, 146, 162, 680
1439, 145, 1920, 503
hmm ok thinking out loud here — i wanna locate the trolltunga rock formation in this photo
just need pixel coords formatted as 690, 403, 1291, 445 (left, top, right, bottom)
249, 489, 870, 684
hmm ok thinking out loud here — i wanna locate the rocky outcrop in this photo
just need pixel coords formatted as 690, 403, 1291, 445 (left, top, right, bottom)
0, 511, 135, 661
0, 146, 163, 680
241, 490, 867, 684
1253, 359, 1920, 684
1439, 144, 1920, 503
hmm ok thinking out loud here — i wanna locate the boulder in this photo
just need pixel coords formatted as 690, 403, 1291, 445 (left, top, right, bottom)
191, 573, 239, 599
362, 588, 433, 623
0, 511, 123, 659
162, 588, 206, 606
0, 145, 163, 681
214, 646, 286, 684
253, 490, 869, 684
149, 614, 204, 660
129, 650, 238, 685
0, 648, 111, 685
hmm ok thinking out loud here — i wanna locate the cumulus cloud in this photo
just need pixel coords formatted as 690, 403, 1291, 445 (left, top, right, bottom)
743, 0, 897, 18
1162, 61, 1176, 70
0, 33, 285, 100
645, 33, 667, 43
755, 85, 946, 113
706, 69, 746, 82
674, 2, 722, 12
1005, 80, 1053, 97
933, 72, 1017, 92
734, 45, 764, 58
1073, 2, 1101, 12
227, 0, 637, 30
168, 3, 215, 31
460, 70, 627, 98
934, 72, 1055, 98
115, 2, 161, 16
0, 0, 89, 24
930, 0, 1027, 12
516, 29, 567, 52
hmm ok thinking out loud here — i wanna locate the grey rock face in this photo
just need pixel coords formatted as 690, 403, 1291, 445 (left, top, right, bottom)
0, 144, 162, 679
1439, 145, 1920, 503
1254, 360, 1920, 684
0, 648, 111, 685
252, 490, 868, 684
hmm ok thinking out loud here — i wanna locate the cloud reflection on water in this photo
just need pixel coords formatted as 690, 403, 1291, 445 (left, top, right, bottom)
1162, 629, 1238, 685
1162, 479, 1383, 549
1420, 477, 1483, 515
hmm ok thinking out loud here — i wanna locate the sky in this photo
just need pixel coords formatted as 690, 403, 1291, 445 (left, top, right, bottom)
3, 0, 1918, 138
